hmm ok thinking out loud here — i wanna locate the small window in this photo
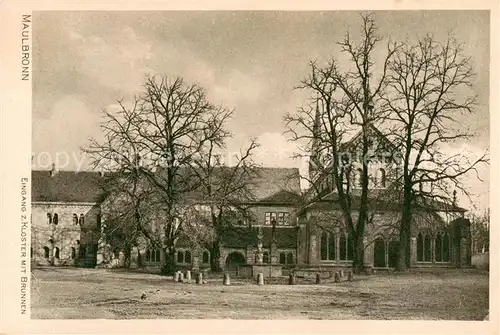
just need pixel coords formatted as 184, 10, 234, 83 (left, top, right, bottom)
202, 251, 210, 264
185, 250, 192, 264
278, 212, 285, 225
270, 213, 277, 225
265, 212, 271, 225
54, 247, 60, 259
47, 213, 52, 224
73, 214, 78, 225
177, 251, 184, 263
263, 252, 269, 264
79, 214, 84, 226
378, 168, 386, 188
279, 252, 286, 264
43, 246, 50, 258
53, 213, 58, 225
287, 253, 294, 264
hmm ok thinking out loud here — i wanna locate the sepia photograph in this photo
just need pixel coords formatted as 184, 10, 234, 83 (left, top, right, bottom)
25, 9, 491, 321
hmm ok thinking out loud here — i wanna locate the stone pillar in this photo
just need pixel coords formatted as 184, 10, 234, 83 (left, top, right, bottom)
410, 237, 417, 266
192, 248, 200, 272
431, 236, 436, 264
309, 234, 318, 265
335, 232, 341, 264
118, 251, 125, 267
460, 238, 468, 268
363, 237, 373, 268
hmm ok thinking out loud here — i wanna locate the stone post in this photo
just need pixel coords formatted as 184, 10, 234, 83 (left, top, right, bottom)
223, 272, 231, 286
257, 273, 264, 285
288, 273, 296, 285
185, 270, 191, 283
339, 269, 344, 278
347, 271, 354, 282
334, 272, 341, 283
196, 272, 203, 284
178, 272, 184, 283
174, 271, 180, 282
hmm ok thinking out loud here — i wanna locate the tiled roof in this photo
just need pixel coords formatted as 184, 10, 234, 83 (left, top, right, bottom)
257, 189, 302, 205
32, 170, 106, 203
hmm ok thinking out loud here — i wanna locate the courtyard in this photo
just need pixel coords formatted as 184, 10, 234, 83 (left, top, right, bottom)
31, 267, 489, 320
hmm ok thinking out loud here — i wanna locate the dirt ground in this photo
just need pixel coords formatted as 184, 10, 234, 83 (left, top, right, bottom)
31, 267, 489, 320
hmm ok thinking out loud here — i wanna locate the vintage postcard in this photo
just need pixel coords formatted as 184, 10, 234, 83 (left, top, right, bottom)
0, 0, 498, 334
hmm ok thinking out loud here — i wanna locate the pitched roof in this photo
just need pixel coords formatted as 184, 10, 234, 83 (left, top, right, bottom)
31, 166, 301, 205
257, 189, 302, 205
32, 170, 106, 203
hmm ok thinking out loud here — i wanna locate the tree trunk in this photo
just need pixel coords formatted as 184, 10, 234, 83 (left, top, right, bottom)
396, 186, 413, 271
161, 246, 177, 275
352, 231, 365, 274
210, 241, 221, 272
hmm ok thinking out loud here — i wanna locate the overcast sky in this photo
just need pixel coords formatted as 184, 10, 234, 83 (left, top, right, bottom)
32, 10, 490, 212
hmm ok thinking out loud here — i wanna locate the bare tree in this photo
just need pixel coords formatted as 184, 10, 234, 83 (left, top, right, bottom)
285, 14, 399, 273
86, 75, 237, 274
380, 35, 489, 271
188, 135, 260, 272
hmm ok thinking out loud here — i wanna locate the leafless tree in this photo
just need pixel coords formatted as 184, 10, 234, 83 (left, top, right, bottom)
380, 35, 489, 270
284, 14, 399, 273
86, 74, 242, 274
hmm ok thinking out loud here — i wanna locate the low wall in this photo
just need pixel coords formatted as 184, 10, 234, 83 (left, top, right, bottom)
471, 252, 489, 270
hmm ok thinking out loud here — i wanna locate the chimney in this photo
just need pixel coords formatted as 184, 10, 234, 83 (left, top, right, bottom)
50, 163, 57, 177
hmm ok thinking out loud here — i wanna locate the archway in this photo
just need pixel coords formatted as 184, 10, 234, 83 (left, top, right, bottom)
373, 237, 386, 267
225, 251, 246, 270
388, 240, 399, 268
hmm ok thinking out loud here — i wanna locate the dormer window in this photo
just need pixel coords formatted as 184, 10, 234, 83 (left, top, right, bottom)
47, 213, 52, 224
53, 213, 58, 225
79, 214, 84, 226
73, 214, 78, 225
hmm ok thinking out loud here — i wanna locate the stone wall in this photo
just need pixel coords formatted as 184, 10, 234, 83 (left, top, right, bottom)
32, 202, 100, 267
471, 252, 489, 270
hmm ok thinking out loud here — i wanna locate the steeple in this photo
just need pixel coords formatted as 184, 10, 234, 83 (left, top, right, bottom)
308, 94, 322, 181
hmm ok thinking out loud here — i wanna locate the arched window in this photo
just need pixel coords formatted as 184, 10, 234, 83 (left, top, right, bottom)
202, 251, 210, 264
435, 233, 443, 262
53, 213, 59, 225
424, 234, 431, 262
54, 247, 60, 259
279, 252, 286, 264
320, 232, 328, 260
79, 214, 84, 226
155, 249, 161, 262
378, 168, 386, 188
417, 233, 423, 262
47, 213, 52, 224
185, 250, 192, 263
43, 246, 50, 258
177, 251, 184, 263
71, 247, 76, 259
263, 252, 269, 263
442, 232, 450, 262
340, 233, 347, 260
145, 249, 151, 262
73, 214, 78, 225
287, 253, 294, 264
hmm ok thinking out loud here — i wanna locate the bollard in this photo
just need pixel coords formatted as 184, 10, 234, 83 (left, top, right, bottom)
288, 273, 296, 285
339, 269, 344, 278
196, 272, 203, 284
185, 270, 191, 283
178, 272, 184, 283
315, 273, 321, 284
348, 271, 354, 282
257, 273, 264, 285
174, 271, 180, 282
223, 272, 231, 286
334, 271, 341, 283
